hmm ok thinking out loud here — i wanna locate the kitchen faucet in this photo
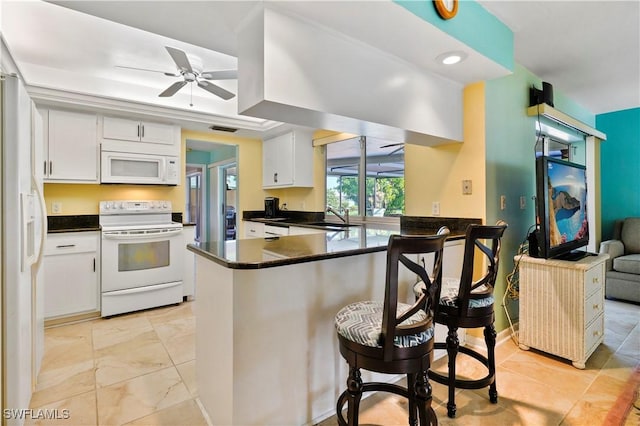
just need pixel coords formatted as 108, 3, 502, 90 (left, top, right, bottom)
326, 206, 349, 224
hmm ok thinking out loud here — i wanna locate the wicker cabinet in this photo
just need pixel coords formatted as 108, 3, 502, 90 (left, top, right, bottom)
516, 253, 608, 369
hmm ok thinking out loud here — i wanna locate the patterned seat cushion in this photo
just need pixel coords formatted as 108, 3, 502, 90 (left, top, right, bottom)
335, 301, 434, 348
413, 277, 494, 309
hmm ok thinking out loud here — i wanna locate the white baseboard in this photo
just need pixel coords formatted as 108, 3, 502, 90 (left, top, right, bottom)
463, 322, 519, 350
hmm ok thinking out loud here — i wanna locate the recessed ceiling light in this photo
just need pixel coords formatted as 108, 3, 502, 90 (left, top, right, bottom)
436, 51, 468, 65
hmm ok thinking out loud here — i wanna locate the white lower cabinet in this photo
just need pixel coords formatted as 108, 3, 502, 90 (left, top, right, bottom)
264, 225, 289, 237
44, 232, 100, 319
289, 226, 326, 235
244, 221, 265, 238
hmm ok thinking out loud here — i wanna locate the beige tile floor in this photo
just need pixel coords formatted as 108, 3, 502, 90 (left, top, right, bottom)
29, 299, 638, 426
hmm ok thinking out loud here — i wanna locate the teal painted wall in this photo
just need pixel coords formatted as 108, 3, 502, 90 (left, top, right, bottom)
186, 150, 210, 164
484, 64, 595, 328
597, 107, 640, 239
396, 0, 513, 71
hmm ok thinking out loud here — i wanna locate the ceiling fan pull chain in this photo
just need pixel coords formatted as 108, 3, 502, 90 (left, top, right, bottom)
190, 82, 194, 107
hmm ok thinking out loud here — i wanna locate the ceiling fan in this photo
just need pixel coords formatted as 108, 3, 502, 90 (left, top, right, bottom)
380, 142, 405, 155
118, 46, 237, 101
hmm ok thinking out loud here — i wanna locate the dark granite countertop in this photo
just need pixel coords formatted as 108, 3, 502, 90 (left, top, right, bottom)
48, 215, 100, 233
48, 212, 189, 233
188, 221, 468, 269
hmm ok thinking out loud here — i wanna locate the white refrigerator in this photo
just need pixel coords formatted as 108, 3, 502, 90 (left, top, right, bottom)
1, 38, 47, 421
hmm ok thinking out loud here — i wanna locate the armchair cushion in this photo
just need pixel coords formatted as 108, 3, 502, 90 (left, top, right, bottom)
613, 254, 640, 275
335, 301, 434, 348
621, 218, 640, 254
600, 240, 625, 270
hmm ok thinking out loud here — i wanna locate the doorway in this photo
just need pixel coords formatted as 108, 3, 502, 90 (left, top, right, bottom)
185, 140, 238, 243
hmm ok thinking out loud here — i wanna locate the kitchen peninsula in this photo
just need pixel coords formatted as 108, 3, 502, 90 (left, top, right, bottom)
187, 218, 479, 425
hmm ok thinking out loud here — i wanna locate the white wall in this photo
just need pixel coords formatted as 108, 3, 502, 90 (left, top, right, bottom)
238, 6, 463, 146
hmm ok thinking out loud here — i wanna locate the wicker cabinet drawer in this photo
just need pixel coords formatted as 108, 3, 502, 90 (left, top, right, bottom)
584, 290, 604, 325
585, 263, 604, 297
585, 313, 604, 354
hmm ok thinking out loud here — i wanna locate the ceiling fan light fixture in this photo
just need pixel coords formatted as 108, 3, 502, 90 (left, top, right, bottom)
436, 51, 467, 65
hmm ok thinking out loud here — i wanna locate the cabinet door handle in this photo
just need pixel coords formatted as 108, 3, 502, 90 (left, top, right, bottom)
593, 303, 600, 310
141, 124, 144, 138
49, 161, 53, 175
593, 277, 600, 283
44, 160, 47, 175
274, 172, 278, 183
137, 124, 141, 138
56, 244, 75, 249
93, 257, 96, 272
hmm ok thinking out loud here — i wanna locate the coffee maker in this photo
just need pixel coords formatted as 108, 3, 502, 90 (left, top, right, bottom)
264, 197, 279, 218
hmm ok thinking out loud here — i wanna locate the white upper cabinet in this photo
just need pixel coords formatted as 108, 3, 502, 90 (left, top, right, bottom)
262, 129, 314, 188
43, 109, 99, 183
102, 116, 176, 145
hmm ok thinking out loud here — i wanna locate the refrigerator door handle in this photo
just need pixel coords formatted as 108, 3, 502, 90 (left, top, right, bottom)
31, 174, 47, 271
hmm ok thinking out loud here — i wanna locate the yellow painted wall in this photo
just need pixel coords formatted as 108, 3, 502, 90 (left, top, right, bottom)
405, 82, 486, 222
44, 183, 183, 215
43, 127, 329, 225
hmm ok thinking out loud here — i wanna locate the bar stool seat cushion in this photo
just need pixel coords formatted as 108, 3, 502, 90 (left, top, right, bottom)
414, 277, 494, 309
335, 301, 434, 348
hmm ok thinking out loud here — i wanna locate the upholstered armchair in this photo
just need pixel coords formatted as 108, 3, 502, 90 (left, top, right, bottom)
599, 218, 640, 303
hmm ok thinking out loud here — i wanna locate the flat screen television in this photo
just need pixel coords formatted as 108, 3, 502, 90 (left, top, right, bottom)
535, 156, 589, 260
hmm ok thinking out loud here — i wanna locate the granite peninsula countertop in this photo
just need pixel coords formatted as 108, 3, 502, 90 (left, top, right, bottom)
188, 217, 479, 269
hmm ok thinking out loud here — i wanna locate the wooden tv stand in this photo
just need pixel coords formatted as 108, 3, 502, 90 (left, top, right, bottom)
515, 253, 608, 369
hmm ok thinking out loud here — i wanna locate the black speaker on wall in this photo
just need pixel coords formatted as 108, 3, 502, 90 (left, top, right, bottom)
542, 81, 554, 107
528, 81, 555, 107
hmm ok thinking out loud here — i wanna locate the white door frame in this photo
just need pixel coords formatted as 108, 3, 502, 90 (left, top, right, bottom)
186, 163, 206, 242
208, 159, 237, 242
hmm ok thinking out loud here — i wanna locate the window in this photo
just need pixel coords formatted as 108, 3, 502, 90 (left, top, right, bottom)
326, 136, 405, 219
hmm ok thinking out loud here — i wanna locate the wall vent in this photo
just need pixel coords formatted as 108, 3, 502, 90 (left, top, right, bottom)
209, 125, 238, 133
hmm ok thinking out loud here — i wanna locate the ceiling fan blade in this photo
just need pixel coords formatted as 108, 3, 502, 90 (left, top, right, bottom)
198, 80, 235, 100
158, 81, 187, 97
380, 142, 404, 148
200, 70, 238, 80
116, 65, 177, 76
165, 46, 193, 73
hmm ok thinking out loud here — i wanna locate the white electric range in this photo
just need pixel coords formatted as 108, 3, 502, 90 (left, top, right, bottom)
99, 200, 183, 317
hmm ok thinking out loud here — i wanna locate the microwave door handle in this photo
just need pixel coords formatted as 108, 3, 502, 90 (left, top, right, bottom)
103, 229, 183, 240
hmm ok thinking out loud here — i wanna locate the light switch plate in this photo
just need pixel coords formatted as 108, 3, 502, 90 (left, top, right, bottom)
432, 201, 440, 216
52, 202, 62, 214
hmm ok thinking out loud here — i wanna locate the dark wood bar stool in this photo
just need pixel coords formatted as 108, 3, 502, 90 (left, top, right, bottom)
414, 221, 507, 418
335, 230, 449, 426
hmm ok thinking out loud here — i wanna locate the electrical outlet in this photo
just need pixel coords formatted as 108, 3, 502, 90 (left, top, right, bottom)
462, 179, 472, 195
500, 195, 506, 211
432, 201, 440, 216
52, 202, 62, 214
520, 196, 526, 209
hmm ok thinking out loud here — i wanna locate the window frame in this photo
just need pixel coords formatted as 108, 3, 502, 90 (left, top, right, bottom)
322, 135, 404, 225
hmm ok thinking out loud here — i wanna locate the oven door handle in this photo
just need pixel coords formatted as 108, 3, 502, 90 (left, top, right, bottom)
103, 281, 182, 296
103, 228, 183, 240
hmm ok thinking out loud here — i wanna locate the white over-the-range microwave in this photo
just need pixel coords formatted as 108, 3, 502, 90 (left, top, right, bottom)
101, 151, 179, 185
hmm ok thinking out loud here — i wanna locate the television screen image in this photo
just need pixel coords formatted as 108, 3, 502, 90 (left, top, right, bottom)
535, 156, 589, 259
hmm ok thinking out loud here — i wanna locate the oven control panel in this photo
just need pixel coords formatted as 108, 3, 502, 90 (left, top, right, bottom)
100, 200, 172, 214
